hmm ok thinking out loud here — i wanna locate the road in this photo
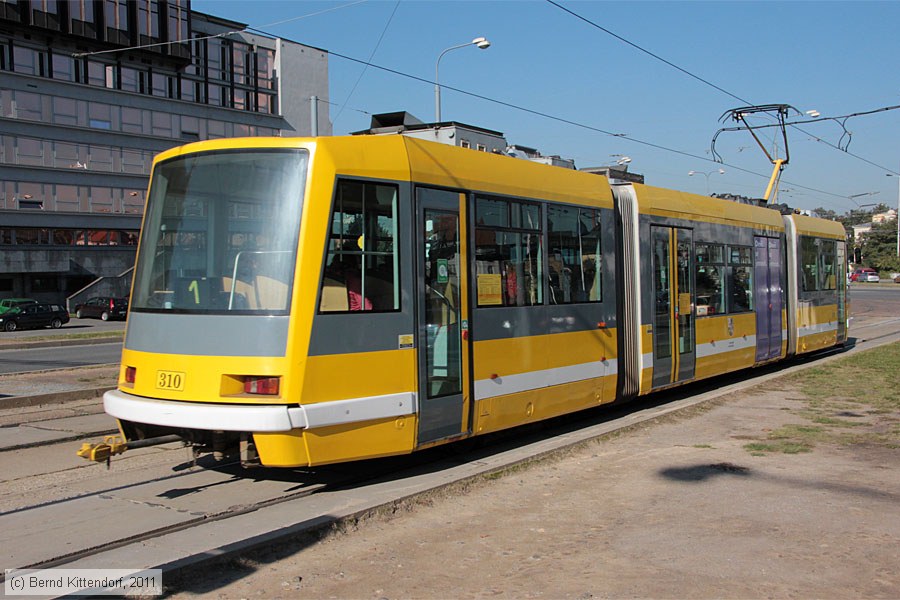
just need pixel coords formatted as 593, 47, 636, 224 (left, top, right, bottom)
0, 318, 125, 341
0, 342, 122, 374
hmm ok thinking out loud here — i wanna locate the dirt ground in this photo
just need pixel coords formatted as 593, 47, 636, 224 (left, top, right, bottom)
169, 374, 900, 599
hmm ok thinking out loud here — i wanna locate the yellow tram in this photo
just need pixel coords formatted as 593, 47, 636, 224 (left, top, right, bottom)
88, 135, 848, 467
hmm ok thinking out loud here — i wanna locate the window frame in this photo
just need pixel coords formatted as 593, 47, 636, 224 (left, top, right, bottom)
318, 178, 401, 314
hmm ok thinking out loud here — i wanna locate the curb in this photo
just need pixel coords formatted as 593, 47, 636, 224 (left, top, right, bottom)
0, 337, 123, 351
0, 386, 114, 410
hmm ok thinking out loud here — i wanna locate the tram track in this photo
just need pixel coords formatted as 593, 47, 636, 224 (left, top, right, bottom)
4, 314, 899, 582
0, 438, 461, 578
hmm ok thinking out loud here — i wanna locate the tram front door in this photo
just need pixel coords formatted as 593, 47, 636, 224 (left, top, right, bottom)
415, 187, 472, 445
651, 226, 695, 388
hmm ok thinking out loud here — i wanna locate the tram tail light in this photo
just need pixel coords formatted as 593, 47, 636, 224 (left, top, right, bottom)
243, 376, 280, 395
125, 366, 136, 385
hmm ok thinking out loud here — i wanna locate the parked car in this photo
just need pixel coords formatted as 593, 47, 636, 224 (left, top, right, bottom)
0, 297, 38, 314
0, 303, 69, 332
74, 296, 129, 321
850, 268, 880, 283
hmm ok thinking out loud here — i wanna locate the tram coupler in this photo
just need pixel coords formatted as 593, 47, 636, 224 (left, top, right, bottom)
77, 434, 183, 467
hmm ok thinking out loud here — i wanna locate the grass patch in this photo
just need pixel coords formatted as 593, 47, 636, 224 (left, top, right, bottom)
743, 342, 900, 455
744, 441, 813, 455
809, 416, 865, 427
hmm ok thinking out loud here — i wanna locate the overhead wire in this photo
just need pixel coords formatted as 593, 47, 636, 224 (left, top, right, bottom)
280, 44, 853, 201
66, 1, 870, 202
544, 0, 899, 178
332, 0, 401, 123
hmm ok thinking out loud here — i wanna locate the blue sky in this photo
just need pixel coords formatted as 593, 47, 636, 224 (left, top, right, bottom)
194, 0, 900, 214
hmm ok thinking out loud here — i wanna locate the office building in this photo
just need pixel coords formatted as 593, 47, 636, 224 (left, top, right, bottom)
0, 0, 329, 304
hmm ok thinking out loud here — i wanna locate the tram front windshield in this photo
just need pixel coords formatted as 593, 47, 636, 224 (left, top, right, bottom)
131, 149, 308, 315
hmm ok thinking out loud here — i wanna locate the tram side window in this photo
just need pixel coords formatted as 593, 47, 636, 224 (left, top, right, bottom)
727, 245, 753, 313
819, 239, 837, 290
547, 205, 601, 304
695, 243, 725, 316
800, 236, 819, 292
474, 196, 543, 307
319, 180, 399, 313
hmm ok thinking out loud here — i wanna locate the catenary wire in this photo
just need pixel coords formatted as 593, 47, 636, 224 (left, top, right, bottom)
333, 0, 401, 123
545, 0, 899, 176
68, 5, 860, 202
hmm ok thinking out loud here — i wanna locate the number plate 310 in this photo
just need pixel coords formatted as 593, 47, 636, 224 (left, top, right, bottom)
157, 370, 185, 391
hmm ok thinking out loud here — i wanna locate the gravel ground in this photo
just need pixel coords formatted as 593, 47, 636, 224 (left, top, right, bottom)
168, 378, 900, 599
0, 365, 118, 398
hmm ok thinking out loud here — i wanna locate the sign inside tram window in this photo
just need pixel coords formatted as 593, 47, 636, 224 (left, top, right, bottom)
477, 274, 502, 305
437, 259, 449, 283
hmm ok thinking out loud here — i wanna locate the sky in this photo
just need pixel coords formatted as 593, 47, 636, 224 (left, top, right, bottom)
193, 0, 900, 214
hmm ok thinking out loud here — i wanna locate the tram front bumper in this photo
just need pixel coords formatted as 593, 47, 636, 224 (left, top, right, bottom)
103, 388, 417, 432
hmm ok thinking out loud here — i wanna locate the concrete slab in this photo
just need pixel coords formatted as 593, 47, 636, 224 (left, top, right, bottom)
0, 413, 116, 451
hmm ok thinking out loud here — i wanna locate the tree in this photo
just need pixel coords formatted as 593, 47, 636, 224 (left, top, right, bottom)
859, 218, 900, 273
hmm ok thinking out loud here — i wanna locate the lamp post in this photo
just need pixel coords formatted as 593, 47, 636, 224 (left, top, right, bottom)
688, 168, 725, 195
884, 173, 900, 258
847, 191, 879, 207
434, 37, 490, 123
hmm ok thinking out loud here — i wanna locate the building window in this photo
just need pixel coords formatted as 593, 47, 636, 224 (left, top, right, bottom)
16, 137, 44, 166
120, 66, 142, 92
121, 107, 144, 134
55, 185, 79, 211
124, 189, 144, 213
151, 111, 172, 136
52, 141, 82, 168
475, 196, 542, 307
51, 52, 75, 81
88, 146, 113, 171
121, 149, 147, 174
14, 90, 42, 121
695, 243, 725, 316
87, 60, 114, 87
89, 186, 114, 212
13, 44, 46, 76
257, 47, 275, 90
151, 71, 175, 98
52, 97, 79, 126
88, 102, 112, 129
547, 204, 601, 304
319, 180, 399, 312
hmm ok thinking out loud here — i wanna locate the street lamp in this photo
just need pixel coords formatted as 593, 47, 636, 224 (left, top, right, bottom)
434, 37, 491, 123
847, 191, 880, 207
888, 172, 900, 258
688, 168, 725, 195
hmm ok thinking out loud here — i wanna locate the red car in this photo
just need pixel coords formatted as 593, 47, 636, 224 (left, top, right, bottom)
850, 268, 879, 283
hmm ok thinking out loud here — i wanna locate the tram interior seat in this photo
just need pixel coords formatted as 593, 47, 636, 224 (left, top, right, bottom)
320, 277, 349, 311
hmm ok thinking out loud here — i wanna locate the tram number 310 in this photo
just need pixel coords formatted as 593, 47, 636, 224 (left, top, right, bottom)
156, 370, 185, 391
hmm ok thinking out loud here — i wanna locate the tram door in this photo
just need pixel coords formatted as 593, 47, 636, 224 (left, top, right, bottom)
651, 226, 695, 388
415, 187, 471, 445
836, 241, 847, 341
754, 236, 783, 362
